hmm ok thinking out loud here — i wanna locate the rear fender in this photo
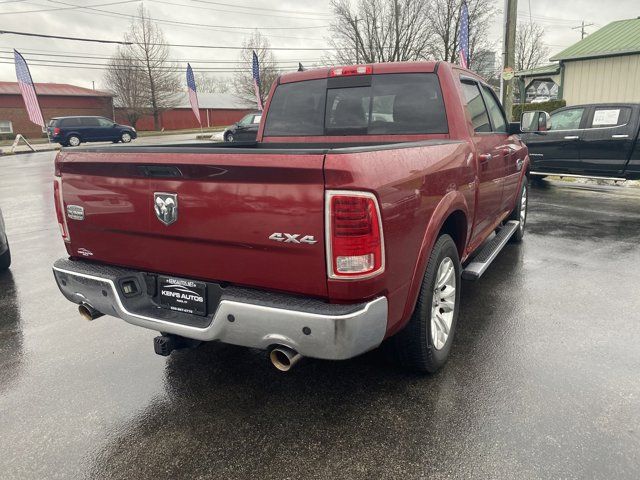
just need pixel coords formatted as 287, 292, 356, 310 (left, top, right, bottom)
395, 190, 470, 334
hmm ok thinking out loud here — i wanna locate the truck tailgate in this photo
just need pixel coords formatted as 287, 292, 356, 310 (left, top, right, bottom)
56, 150, 328, 298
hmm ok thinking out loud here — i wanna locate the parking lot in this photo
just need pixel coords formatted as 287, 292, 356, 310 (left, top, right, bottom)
1, 151, 639, 479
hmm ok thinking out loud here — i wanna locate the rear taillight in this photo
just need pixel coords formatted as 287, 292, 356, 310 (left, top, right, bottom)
54, 177, 70, 242
326, 191, 384, 279
53, 127, 60, 135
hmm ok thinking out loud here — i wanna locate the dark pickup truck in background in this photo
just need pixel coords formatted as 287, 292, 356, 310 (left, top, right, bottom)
522, 103, 640, 180
51, 61, 543, 373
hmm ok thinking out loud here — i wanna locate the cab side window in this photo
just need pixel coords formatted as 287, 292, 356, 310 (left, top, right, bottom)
589, 107, 631, 128
480, 85, 507, 133
460, 81, 491, 133
549, 108, 584, 130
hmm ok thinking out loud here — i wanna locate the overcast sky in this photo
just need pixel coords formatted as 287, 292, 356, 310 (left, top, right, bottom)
0, 0, 638, 90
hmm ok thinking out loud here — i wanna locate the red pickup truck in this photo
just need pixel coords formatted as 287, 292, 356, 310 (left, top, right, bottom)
52, 61, 537, 373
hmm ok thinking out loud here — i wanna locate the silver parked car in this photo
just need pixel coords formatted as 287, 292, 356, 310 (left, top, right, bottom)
0, 208, 10, 271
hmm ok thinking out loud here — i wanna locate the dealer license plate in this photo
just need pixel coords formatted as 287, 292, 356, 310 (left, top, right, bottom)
159, 276, 207, 316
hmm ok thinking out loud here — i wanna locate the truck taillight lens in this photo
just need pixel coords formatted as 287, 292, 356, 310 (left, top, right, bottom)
329, 65, 373, 77
54, 177, 70, 242
326, 191, 384, 279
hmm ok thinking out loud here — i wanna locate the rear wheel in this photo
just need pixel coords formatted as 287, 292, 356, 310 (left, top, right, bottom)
121, 132, 132, 143
0, 245, 11, 272
67, 135, 81, 147
509, 179, 529, 243
393, 234, 461, 373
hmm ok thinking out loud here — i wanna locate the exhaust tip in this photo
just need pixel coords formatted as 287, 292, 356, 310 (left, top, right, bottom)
269, 347, 302, 372
78, 303, 103, 321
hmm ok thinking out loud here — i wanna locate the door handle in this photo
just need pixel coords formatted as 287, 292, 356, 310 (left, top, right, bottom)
564, 136, 579, 140
611, 134, 629, 139
479, 153, 492, 162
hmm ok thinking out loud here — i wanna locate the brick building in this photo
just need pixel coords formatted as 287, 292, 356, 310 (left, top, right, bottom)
116, 92, 256, 131
0, 82, 114, 138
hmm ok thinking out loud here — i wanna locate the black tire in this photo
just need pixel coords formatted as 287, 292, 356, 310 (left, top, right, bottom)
112, 140, 120, 143
121, 132, 132, 143
393, 234, 461, 373
508, 178, 529, 243
67, 135, 81, 147
224, 132, 234, 142
0, 246, 11, 272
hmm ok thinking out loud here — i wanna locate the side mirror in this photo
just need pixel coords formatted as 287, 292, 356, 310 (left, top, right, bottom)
520, 111, 550, 132
113, 123, 117, 128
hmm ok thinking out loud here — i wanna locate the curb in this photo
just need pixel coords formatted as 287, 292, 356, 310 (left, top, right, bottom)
1, 145, 60, 156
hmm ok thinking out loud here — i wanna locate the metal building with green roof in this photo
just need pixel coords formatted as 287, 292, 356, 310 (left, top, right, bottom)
548, 17, 640, 105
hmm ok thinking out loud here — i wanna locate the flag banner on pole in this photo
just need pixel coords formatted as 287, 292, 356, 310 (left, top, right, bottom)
252, 51, 264, 111
458, 2, 470, 69
186, 63, 201, 125
14, 49, 45, 129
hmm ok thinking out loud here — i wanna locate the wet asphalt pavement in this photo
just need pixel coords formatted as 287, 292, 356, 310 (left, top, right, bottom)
1, 152, 639, 479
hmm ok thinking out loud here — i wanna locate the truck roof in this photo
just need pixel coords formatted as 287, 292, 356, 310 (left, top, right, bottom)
278, 60, 443, 84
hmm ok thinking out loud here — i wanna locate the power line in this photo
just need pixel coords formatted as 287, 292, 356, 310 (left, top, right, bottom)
1, 0, 140, 15
147, 0, 330, 21
187, 0, 332, 16
48, 0, 329, 30
0, 59, 328, 73
0, 49, 325, 64
0, 29, 342, 50
0, 53, 322, 69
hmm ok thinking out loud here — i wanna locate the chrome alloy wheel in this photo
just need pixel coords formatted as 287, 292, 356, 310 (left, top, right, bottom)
431, 257, 456, 350
121, 132, 132, 143
520, 183, 528, 231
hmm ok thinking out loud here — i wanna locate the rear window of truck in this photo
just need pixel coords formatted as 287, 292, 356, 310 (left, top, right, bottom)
264, 73, 448, 136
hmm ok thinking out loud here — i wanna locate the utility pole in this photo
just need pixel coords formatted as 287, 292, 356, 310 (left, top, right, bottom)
501, 0, 518, 120
354, 17, 360, 63
572, 20, 594, 40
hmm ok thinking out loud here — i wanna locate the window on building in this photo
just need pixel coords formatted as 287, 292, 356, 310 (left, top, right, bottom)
0, 120, 13, 134
549, 108, 585, 130
460, 81, 491, 133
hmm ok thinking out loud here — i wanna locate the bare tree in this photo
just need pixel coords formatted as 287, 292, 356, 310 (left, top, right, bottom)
194, 73, 231, 93
104, 50, 147, 128
233, 31, 279, 107
326, 0, 434, 64
427, 0, 496, 68
112, 6, 180, 130
515, 22, 551, 71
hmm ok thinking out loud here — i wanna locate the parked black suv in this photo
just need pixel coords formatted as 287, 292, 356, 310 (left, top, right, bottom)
223, 112, 262, 142
48, 116, 137, 147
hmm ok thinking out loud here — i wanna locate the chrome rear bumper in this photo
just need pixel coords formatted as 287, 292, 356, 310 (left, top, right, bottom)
52, 258, 388, 360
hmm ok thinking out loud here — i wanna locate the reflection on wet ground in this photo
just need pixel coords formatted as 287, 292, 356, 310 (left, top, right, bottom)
1, 153, 639, 479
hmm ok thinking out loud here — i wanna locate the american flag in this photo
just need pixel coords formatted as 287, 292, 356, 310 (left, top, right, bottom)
252, 51, 263, 111
458, 1, 470, 69
186, 63, 201, 125
14, 50, 45, 129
